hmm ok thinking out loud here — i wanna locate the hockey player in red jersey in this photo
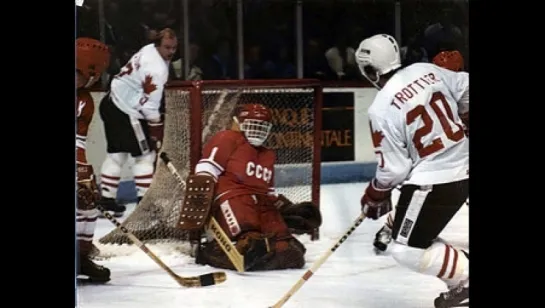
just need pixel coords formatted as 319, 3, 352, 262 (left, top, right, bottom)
372, 49, 468, 254
76, 37, 112, 282
190, 103, 322, 271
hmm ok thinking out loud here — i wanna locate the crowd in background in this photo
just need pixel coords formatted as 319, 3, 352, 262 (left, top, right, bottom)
76, 0, 468, 85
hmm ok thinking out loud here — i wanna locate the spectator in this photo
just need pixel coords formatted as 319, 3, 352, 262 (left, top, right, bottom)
303, 38, 332, 80
401, 34, 429, 66
264, 45, 296, 79
206, 39, 236, 80
186, 42, 205, 81
324, 35, 358, 80
244, 44, 273, 79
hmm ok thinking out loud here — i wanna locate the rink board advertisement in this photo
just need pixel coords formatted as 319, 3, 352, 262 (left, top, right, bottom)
85, 87, 378, 199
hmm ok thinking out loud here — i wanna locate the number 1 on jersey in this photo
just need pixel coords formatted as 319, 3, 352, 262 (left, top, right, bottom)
406, 91, 465, 158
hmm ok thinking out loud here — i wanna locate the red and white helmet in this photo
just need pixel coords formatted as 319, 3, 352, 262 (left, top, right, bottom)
432, 50, 464, 72
234, 104, 273, 147
76, 37, 111, 88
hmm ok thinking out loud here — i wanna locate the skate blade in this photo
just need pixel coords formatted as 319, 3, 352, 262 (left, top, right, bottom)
373, 247, 388, 255
77, 275, 110, 284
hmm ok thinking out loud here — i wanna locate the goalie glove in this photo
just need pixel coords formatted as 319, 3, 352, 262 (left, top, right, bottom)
270, 194, 322, 234
281, 202, 322, 234
361, 179, 392, 220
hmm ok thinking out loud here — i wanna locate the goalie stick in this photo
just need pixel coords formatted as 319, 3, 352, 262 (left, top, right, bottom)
268, 213, 367, 308
94, 202, 227, 287
159, 152, 246, 273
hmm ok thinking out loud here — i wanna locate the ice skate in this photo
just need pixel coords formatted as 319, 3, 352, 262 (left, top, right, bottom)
373, 225, 392, 253
434, 280, 469, 308
98, 197, 126, 218
88, 243, 101, 259
77, 254, 111, 283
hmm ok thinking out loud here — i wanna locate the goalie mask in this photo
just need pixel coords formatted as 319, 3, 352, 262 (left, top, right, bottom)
432, 50, 464, 72
355, 34, 401, 90
76, 37, 111, 88
234, 104, 273, 147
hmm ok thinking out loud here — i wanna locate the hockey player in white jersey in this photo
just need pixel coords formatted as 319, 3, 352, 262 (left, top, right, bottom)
98, 28, 177, 215
355, 34, 469, 308
373, 49, 468, 254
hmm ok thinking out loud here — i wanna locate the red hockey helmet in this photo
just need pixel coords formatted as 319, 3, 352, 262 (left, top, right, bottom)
432, 50, 464, 72
235, 104, 273, 147
76, 37, 111, 87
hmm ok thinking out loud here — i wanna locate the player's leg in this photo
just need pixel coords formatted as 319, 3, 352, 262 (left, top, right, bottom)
197, 194, 262, 270
373, 208, 395, 253
253, 196, 306, 270
130, 119, 156, 203
389, 179, 469, 308
198, 194, 305, 271
97, 94, 130, 216
76, 181, 110, 282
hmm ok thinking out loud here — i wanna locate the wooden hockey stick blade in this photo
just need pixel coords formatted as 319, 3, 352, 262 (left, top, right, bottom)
268, 213, 367, 308
160, 152, 247, 273
97, 205, 227, 287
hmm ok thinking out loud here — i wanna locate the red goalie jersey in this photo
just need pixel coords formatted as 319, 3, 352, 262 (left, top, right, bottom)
198, 129, 276, 204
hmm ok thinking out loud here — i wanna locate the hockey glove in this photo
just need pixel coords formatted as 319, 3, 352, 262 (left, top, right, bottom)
77, 163, 100, 205
148, 121, 164, 152
280, 202, 322, 234
361, 179, 392, 220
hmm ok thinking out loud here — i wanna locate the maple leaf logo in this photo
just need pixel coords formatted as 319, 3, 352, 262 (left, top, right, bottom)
142, 75, 157, 95
369, 122, 384, 148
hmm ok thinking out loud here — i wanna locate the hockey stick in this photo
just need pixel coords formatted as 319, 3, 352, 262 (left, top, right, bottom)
159, 152, 246, 273
94, 202, 227, 287
268, 213, 367, 308
202, 88, 243, 142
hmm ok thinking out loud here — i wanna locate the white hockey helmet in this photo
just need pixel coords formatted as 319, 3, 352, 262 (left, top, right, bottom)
355, 34, 401, 89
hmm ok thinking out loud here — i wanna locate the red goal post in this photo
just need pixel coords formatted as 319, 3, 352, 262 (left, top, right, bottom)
99, 79, 324, 247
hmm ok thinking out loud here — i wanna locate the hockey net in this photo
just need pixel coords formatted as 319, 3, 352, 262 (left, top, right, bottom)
98, 79, 323, 255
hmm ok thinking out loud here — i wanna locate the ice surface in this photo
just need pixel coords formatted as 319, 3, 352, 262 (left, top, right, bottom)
77, 182, 468, 308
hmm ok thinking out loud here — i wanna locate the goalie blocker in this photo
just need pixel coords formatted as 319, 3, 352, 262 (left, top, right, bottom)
177, 174, 216, 232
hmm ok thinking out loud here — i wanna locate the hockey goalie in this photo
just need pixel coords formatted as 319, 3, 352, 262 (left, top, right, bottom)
184, 103, 322, 271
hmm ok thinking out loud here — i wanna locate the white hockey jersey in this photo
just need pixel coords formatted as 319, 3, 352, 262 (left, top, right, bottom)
368, 62, 469, 187
110, 44, 169, 122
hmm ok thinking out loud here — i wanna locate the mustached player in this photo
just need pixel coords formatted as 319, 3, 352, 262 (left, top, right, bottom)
98, 28, 177, 215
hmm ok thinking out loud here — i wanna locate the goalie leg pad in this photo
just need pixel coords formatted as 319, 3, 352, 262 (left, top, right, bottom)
178, 174, 216, 231
248, 236, 306, 271
196, 239, 237, 270
197, 231, 306, 271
